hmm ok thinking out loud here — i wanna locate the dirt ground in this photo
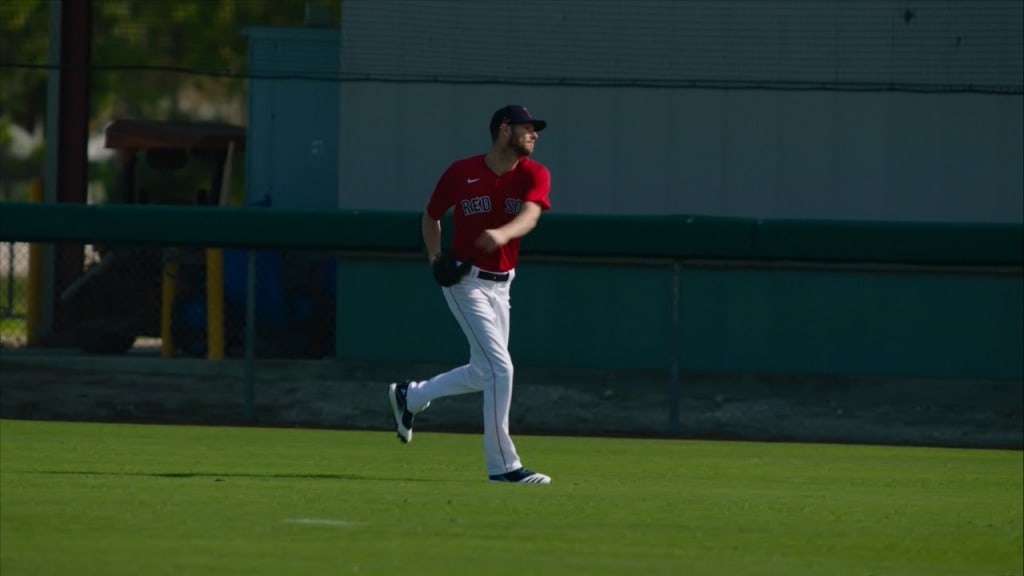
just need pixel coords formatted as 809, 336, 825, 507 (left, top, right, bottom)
0, 350, 1021, 450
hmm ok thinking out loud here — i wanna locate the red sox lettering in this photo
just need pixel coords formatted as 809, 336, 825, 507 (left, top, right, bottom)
460, 196, 523, 216
460, 196, 492, 215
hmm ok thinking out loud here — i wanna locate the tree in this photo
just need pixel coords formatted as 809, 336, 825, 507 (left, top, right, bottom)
0, 0, 49, 134
1, 0, 340, 132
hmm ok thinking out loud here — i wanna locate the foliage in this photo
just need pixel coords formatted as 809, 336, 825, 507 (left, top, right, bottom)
0, 0, 49, 131
1, 0, 340, 131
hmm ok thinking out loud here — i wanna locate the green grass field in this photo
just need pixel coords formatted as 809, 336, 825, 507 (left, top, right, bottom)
1, 419, 1020, 576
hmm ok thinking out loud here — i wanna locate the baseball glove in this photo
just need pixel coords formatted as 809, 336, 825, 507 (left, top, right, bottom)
432, 250, 473, 287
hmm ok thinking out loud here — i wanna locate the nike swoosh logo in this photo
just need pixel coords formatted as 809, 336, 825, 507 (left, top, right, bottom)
467, 178, 480, 184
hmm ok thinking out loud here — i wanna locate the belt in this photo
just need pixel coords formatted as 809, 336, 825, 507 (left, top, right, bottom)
477, 270, 510, 282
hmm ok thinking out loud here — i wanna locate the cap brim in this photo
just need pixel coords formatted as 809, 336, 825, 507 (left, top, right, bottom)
514, 119, 547, 132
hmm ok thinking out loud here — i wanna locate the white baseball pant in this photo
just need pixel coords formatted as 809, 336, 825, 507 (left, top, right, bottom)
404, 266, 521, 476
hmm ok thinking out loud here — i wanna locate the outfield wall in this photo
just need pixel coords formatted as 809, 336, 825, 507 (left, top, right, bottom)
334, 258, 1022, 381
1, 202, 1020, 380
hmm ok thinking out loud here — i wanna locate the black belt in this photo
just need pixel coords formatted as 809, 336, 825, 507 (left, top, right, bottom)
477, 270, 510, 282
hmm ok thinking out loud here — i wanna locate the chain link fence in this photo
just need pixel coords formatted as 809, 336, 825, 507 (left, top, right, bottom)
0, 239, 337, 359
1, 0, 339, 358
0, 242, 28, 348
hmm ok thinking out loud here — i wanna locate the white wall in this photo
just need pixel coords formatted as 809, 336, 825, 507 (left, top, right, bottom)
337, 0, 1023, 221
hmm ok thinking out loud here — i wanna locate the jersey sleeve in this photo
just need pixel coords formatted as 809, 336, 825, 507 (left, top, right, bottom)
425, 163, 457, 220
524, 164, 552, 211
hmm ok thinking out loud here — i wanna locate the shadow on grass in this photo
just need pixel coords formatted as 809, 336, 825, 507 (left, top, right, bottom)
23, 470, 446, 482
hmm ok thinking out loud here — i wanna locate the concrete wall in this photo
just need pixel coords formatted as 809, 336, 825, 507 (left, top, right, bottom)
246, 27, 340, 210
337, 0, 1023, 221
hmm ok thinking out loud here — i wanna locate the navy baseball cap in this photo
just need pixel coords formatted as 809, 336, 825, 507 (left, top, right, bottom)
489, 105, 547, 133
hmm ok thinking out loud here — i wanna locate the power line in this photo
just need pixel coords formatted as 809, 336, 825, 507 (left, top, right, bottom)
2, 62, 1021, 95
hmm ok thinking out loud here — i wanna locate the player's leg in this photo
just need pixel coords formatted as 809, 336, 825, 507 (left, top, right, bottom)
391, 280, 497, 444
480, 345, 521, 475
479, 276, 522, 475
405, 280, 501, 411
495, 272, 513, 346
482, 273, 549, 483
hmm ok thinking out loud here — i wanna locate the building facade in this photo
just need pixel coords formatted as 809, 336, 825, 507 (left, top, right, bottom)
337, 0, 1023, 221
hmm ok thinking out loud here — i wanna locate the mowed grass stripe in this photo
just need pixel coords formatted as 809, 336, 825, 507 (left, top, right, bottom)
1, 419, 1020, 576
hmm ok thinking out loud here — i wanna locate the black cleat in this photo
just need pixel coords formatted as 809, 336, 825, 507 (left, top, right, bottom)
488, 468, 551, 484
388, 381, 415, 443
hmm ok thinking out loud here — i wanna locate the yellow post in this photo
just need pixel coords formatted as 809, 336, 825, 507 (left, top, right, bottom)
206, 248, 225, 359
25, 178, 44, 346
204, 140, 234, 360
160, 248, 178, 358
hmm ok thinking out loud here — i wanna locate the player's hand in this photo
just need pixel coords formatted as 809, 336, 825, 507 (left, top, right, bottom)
476, 229, 508, 253
432, 250, 473, 286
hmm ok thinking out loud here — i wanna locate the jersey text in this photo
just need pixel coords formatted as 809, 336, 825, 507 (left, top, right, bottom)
461, 196, 492, 215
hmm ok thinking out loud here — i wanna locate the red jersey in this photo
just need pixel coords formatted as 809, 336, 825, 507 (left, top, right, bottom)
426, 154, 551, 272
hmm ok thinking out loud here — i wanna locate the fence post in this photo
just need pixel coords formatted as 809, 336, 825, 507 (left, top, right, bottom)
160, 248, 178, 358
668, 261, 681, 433
243, 249, 256, 420
206, 248, 225, 360
26, 179, 44, 346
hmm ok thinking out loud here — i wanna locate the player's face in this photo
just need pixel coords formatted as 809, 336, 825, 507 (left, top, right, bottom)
506, 123, 538, 157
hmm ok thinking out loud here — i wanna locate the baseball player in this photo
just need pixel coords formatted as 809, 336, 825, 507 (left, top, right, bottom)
388, 105, 552, 484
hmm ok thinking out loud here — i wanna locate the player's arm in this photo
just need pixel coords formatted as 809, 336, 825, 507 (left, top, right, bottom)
421, 211, 442, 263
476, 201, 543, 252
424, 164, 456, 263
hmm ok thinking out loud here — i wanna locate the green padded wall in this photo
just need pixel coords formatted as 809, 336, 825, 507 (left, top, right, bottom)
1, 202, 1019, 379
333, 261, 674, 370
678, 268, 1023, 379
334, 260, 463, 365
509, 263, 674, 370
335, 261, 1023, 380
